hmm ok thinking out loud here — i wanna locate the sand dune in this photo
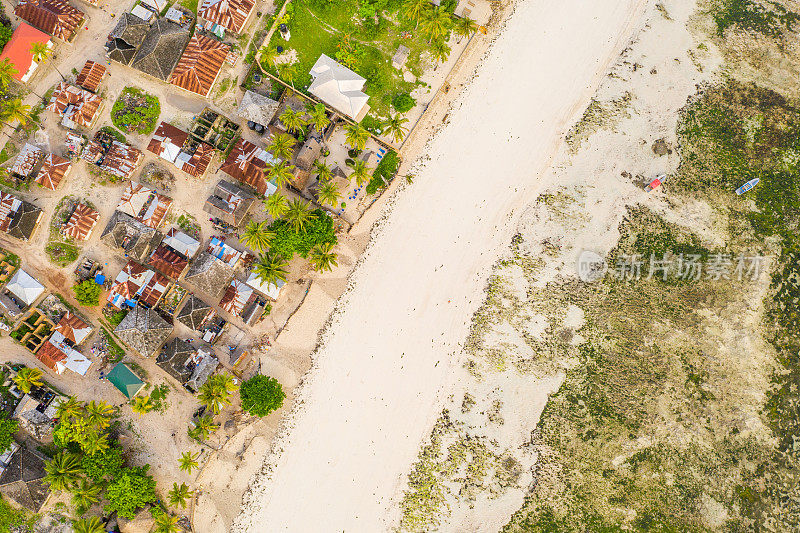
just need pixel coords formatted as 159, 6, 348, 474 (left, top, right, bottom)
233, 0, 648, 530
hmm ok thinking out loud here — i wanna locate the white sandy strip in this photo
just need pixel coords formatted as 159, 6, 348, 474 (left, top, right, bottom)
235, 0, 647, 531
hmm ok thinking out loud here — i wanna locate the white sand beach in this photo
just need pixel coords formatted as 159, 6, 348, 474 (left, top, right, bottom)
234, 0, 649, 530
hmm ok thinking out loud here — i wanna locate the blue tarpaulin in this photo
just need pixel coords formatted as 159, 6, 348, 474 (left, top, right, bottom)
94, 273, 105, 284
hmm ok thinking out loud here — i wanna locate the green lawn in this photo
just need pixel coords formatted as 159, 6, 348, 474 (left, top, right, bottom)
264, 0, 441, 117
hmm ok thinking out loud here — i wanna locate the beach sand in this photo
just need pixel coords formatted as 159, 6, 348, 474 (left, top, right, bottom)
233, 0, 649, 531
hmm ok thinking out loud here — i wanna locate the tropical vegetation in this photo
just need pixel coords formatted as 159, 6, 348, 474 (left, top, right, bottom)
240, 375, 286, 417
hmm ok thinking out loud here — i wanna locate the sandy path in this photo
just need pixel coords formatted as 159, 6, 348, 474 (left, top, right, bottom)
234, 0, 648, 531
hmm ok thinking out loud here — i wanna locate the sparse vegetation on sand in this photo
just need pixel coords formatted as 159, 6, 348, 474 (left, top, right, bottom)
111, 87, 161, 135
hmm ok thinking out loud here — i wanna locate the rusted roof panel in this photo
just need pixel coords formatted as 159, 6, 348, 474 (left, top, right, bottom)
34, 152, 71, 190
148, 243, 188, 279
219, 138, 276, 194
198, 0, 253, 34
15, 0, 84, 41
169, 35, 229, 97
47, 82, 102, 128
75, 60, 106, 92
61, 203, 99, 241
9, 143, 43, 178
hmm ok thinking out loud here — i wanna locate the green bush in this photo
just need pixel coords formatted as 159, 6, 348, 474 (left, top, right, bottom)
360, 115, 383, 134
268, 210, 337, 259
240, 375, 286, 417
104, 466, 157, 520
73, 280, 101, 306
366, 150, 400, 195
0, 26, 12, 49
81, 445, 124, 483
392, 93, 416, 114
111, 87, 161, 135
0, 417, 17, 454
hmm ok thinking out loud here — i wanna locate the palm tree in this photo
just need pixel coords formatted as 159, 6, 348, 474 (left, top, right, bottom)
306, 102, 330, 132
131, 396, 153, 415
278, 63, 298, 89
197, 375, 237, 415
179, 451, 200, 474
284, 198, 312, 232
348, 159, 372, 187
279, 107, 307, 135
253, 252, 289, 287
168, 482, 193, 509
240, 220, 274, 253
382, 114, 410, 143
265, 191, 288, 219
189, 415, 219, 441
44, 452, 82, 492
430, 39, 451, 66
72, 478, 101, 514
309, 243, 339, 273
316, 181, 341, 208
30, 42, 51, 63
85, 400, 113, 429
13, 367, 43, 393
153, 512, 181, 533
420, 7, 452, 43
268, 133, 297, 160
72, 517, 105, 533
267, 161, 297, 189
0, 98, 31, 127
401, 0, 431, 27
56, 396, 82, 420
344, 123, 370, 151
0, 58, 17, 89
259, 45, 279, 70
453, 16, 478, 41
312, 159, 333, 182
82, 431, 109, 456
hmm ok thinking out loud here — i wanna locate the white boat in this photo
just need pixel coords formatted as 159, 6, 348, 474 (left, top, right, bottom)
735, 178, 759, 195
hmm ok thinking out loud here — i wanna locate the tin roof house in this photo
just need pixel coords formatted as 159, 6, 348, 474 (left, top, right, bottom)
197, 0, 254, 35
203, 180, 255, 227
113, 305, 172, 358
14, 0, 84, 41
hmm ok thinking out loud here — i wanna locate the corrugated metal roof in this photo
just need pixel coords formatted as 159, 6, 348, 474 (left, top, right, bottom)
10, 143, 43, 177
169, 34, 229, 97
219, 279, 254, 315
75, 60, 106, 92
198, 0, 253, 34
15, 0, 84, 41
101, 140, 143, 179
148, 243, 188, 279
46, 82, 102, 128
61, 203, 98, 241
34, 152, 70, 190
219, 138, 276, 194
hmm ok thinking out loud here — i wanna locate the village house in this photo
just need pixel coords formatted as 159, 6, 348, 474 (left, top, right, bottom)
0, 23, 51, 83
176, 294, 227, 344
116, 181, 173, 229
219, 138, 278, 195
35, 330, 92, 376
157, 338, 219, 391
147, 243, 189, 280
61, 203, 99, 241
113, 305, 172, 358
33, 152, 72, 190
105, 12, 150, 64
0, 269, 44, 317
219, 278, 264, 325
9, 143, 43, 180
100, 211, 163, 262
47, 82, 103, 130
109, 16, 191, 81
0, 442, 48, 512
14, 0, 84, 42
147, 122, 215, 178
162, 228, 200, 258
246, 272, 286, 301
308, 54, 370, 122
108, 259, 171, 309
197, 0, 254, 36
75, 59, 107, 93
81, 131, 143, 180
169, 34, 230, 97
203, 180, 255, 227
0, 192, 43, 241
106, 362, 146, 399
237, 90, 279, 131
183, 251, 236, 300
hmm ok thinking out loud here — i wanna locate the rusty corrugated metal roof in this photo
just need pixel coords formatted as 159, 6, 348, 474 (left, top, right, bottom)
61, 203, 98, 241
169, 35, 229, 97
46, 82, 102, 129
9, 143, 43, 177
34, 152, 71, 190
219, 138, 275, 194
198, 0, 253, 34
15, 0, 84, 41
75, 60, 106, 92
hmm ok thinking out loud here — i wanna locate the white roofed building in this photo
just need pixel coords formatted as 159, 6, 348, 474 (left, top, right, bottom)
6, 270, 44, 306
308, 54, 370, 122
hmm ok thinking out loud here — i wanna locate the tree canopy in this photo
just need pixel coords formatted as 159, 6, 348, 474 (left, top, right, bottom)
104, 466, 157, 519
240, 375, 286, 417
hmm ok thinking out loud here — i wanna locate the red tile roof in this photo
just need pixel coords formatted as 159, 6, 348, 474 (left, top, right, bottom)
148, 243, 188, 279
198, 0, 254, 34
15, 0, 84, 41
34, 152, 71, 190
169, 35, 229, 97
61, 203, 99, 241
0, 23, 50, 81
219, 138, 273, 194
75, 60, 106, 92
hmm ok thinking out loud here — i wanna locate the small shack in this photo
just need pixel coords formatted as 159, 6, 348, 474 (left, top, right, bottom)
107, 363, 145, 399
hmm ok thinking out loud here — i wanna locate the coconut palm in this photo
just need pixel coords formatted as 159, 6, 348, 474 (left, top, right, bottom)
420, 7, 452, 43
44, 452, 82, 492
265, 191, 288, 219
284, 198, 312, 232
0, 59, 18, 89
309, 242, 339, 273
0, 98, 31, 127
316, 181, 341, 208
168, 482, 193, 509
56, 396, 82, 420
312, 159, 333, 182
267, 161, 297, 188
401, 0, 430, 27
259, 45, 279, 70
306, 102, 330, 132
13, 367, 43, 393
153, 512, 181, 533
72, 478, 101, 514
253, 251, 289, 287
240, 220, 274, 253
189, 415, 219, 441
430, 39, 451, 66
197, 374, 237, 415
348, 159, 372, 187
82, 430, 109, 456
30, 42, 51, 63
278, 63, 298, 89
279, 107, 307, 135
268, 132, 297, 160
179, 451, 200, 474
344, 123, 370, 151
85, 400, 114, 429
382, 114, 410, 143
131, 396, 153, 415
453, 16, 478, 41
72, 517, 105, 533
